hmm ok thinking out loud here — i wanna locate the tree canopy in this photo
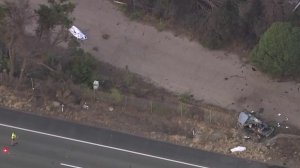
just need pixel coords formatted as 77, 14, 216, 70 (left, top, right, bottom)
251, 22, 300, 76
35, 0, 75, 44
0, 0, 76, 88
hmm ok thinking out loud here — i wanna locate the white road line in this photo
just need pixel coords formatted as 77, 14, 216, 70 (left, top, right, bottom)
60, 163, 83, 168
0, 123, 209, 168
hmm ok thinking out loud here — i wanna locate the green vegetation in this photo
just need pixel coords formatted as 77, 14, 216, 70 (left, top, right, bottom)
201, 0, 240, 49
251, 22, 300, 76
122, 0, 300, 78
110, 88, 124, 104
178, 92, 192, 104
0, 42, 8, 72
35, 0, 75, 44
0, 0, 76, 88
129, 10, 145, 20
0, 5, 6, 20
123, 0, 295, 50
66, 49, 95, 85
241, 0, 266, 45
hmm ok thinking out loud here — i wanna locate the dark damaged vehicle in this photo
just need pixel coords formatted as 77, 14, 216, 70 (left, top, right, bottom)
238, 111, 275, 137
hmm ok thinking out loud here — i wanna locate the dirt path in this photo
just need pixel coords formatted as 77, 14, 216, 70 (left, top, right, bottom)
28, 0, 300, 129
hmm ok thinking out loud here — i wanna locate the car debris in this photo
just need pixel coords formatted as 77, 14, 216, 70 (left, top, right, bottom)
238, 111, 275, 138
82, 102, 89, 110
230, 146, 246, 153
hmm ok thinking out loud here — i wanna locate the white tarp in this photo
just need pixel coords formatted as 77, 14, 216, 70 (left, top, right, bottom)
69, 25, 87, 40
230, 146, 246, 153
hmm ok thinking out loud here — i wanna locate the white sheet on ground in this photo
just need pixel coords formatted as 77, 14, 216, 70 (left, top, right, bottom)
69, 25, 87, 40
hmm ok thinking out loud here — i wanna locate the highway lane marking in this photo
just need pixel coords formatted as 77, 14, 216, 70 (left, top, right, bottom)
60, 163, 83, 168
0, 123, 209, 168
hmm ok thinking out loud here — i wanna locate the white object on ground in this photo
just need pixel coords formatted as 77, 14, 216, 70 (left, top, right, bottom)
109, 107, 114, 111
277, 113, 281, 116
243, 136, 250, 139
230, 146, 246, 153
83, 102, 89, 110
114, 1, 127, 5
69, 26, 87, 40
277, 123, 281, 127
286, 126, 289, 129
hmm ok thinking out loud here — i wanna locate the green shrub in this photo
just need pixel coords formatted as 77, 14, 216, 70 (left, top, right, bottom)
67, 49, 95, 85
240, 0, 266, 46
110, 88, 123, 104
178, 92, 192, 104
129, 10, 145, 20
251, 22, 300, 76
0, 43, 8, 72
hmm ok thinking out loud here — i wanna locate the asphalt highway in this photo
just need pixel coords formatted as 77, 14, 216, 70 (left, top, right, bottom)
0, 108, 283, 168
0, 125, 202, 168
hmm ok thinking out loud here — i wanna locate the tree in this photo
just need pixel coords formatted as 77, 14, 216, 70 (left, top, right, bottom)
35, 0, 75, 46
1, 0, 33, 83
66, 49, 95, 85
0, 0, 75, 89
201, 0, 240, 49
251, 22, 300, 76
241, 0, 266, 45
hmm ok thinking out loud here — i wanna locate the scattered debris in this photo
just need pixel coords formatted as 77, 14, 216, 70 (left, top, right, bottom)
278, 113, 282, 116
230, 146, 246, 153
238, 111, 275, 137
92, 46, 99, 51
82, 102, 89, 110
109, 106, 114, 111
277, 123, 281, 128
243, 135, 251, 139
102, 34, 110, 40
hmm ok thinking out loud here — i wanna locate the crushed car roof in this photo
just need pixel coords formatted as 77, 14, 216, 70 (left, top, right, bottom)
238, 111, 249, 125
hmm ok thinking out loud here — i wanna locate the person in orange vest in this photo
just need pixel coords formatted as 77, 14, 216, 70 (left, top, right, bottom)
11, 132, 17, 146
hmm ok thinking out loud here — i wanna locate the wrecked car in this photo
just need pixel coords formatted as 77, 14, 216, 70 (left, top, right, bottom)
238, 111, 275, 137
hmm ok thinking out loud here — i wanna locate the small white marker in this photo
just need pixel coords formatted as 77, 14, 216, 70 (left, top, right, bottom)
277, 113, 281, 116
60, 163, 82, 168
